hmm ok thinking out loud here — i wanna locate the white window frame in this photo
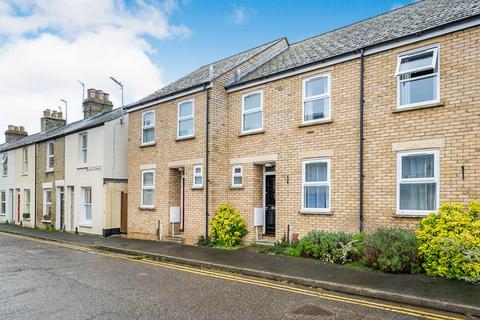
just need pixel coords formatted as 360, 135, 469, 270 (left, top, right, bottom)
43, 188, 52, 218
0, 190, 6, 215
79, 133, 88, 165
396, 45, 440, 109
22, 148, 28, 174
81, 187, 92, 224
192, 164, 203, 188
24, 189, 31, 215
177, 99, 195, 139
396, 149, 440, 216
46, 141, 54, 171
141, 110, 156, 146
241, 90, 263, 134
302, 73, 331, 124
231, 165, 243, 187
1, 153, 7, 177
141, 170, 155, 208
301, 158, 331, 213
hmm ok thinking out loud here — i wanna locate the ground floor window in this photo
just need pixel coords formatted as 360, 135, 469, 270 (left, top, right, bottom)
43, 189, 52, 218
24, 189, 31, 215
141, 170, 155, 208
0, 191, 6, 214
232, 165, 243, 187
397, 150, 439, 215
302, 158, 330, 212
193, 164, 203, 188
82, 187, 92, 223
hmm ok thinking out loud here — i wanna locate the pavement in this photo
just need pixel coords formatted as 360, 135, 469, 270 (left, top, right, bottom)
0, 233, 439, 320
0, 224, 479, 317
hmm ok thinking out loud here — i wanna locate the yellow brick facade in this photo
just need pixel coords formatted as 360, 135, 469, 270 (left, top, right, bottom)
127, 26, 479, 244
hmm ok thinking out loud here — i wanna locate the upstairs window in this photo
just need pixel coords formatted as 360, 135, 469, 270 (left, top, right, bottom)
46, 141, 54, 171
178, 100, 194, 138
80, 133, 88, 165
23, 148, 28, 174
396, 46, 439, 108
192, 165, 203, 188
302, 159, 330, 212
142, 111, 155, 145
397, 150, 439, 215
1, 154, 7, 177
302, 74, 331, 123
232, 165, 243, 187
141, 170, 155, 208
0, 191, 6, 215
242, 91, 263, 133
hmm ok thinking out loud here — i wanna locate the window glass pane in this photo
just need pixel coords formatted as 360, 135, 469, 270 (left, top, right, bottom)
305, 162, 328, 182
49, 143, 54, 155
233, 176, 242, 185
400, 75, 437, 105
85, 205, 92, 220
81, 135, 87, 148
179, 119, 194, 137
84, 188, 91, 203
143, 172, 154, 187
234, 167, 242, 174
49, 157, 55, 168
143, 112, 154, 126
304, 186, 329, 209
194, 176, 202, 185
304, 98, 329, 121
195, 167, 202, 174
399, 51, 433, 73
305, 77, 328, 97
143, 127, 155, 143
143, 190, 154, 206
244, 93, 261, 111
179, 101, 193, 118
243, 111, 262, 131
402, 154, 434, 179
400, 183, 436, 211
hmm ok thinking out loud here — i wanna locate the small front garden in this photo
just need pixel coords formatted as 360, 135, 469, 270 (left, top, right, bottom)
201, 201, 480, 283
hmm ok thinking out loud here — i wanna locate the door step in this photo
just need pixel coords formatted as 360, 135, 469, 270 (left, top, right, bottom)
163, 235, 185, 244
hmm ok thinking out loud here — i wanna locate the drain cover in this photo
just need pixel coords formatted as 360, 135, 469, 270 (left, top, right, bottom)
288, 304, 333, 317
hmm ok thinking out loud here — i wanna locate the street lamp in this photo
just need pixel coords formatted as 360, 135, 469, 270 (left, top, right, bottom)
110, 76, 124, 123
60, 99, 68, 123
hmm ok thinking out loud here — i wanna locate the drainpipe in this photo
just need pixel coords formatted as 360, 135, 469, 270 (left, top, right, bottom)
34, 144, 37, 228
359, 48, 365, 233
204, 84, 211, 238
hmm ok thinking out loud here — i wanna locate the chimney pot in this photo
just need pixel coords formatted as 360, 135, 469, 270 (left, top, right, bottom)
8, 125, 14, 131
57, 111, 63, 119
44, 109, 51, 117
5, 124, 28, 142
83, 88, 113, 119
20, 126, 25, 132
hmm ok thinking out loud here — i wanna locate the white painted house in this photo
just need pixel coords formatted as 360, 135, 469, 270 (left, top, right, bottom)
64, 89, 128, 236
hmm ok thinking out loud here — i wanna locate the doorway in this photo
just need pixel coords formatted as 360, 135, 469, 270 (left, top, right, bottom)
56, 187, 65, 230
180, 170, 185, 232
264, 166, 276, 236
68, 187, 74, 231
16, 189, 21, 223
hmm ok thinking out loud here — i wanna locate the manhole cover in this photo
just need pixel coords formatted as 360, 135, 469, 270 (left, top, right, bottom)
288, 304, 333, 317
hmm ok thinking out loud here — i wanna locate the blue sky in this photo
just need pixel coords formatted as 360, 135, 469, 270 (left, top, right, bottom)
0, 0, 413, 143
153, 0, 414, 83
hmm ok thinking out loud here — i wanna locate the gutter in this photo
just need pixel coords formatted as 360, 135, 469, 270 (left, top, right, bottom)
359, 48, 365, 233
204, 83, 211, 238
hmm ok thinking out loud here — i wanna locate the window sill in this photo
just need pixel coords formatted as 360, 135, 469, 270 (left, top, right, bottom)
139, 206, 156, 211
299, 210, 333, 215
23, 218, 31, 221
79, 224, 92, 228
191, 186, 204, 190
298, 119, 333, 128
77, 166, 88, 170
41, 219, 52, 223
176, 136, 195, 142
45, 169, 54, 173
394, 212, 430, 218
230, 186, 244, 190
393, 102, 444, 113
140, 142, 156, 148
0, 214, 6, 216
21, 173, 28, 176
238, 130, 265, 137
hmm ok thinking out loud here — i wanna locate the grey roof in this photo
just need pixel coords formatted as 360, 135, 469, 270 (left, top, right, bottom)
127, 38, 285, 108
230, 0, 480, 86
0, 108, 124, 153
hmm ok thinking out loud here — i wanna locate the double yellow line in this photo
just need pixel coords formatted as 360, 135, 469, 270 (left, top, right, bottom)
3, 233, 465, 320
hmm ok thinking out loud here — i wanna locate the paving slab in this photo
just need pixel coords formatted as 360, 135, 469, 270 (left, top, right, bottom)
1, 224, 478, 316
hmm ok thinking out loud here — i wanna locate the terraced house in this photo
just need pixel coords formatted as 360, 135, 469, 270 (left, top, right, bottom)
0, 90, 128, 235
125, 0, 480, 244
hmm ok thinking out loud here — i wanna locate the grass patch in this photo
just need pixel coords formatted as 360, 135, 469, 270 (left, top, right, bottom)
133, 255, 147, 260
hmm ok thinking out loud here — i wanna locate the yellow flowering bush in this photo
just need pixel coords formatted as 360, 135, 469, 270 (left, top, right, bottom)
416, 201, 480, 283
210, 204, 248, 247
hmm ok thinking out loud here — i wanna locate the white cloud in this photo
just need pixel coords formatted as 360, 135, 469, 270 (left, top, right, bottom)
0, 0, 190, 143
228, 6, 250, 25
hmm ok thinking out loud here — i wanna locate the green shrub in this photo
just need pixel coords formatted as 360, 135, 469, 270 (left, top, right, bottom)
417, 201, 480, 283
263, 235, 292, 255
364, 228, 422, 274
210, 204, 247, 247
4, 219, 9, 225
289, 230, 364, 264
44, 224, 56, 232
197, 235, 214, 247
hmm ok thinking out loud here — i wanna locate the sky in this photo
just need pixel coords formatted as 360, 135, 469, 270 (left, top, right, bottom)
0, 0, 414, 144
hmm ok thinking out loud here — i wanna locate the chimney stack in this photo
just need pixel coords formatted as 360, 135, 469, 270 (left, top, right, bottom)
41, 108, 66, 132
83, 89, 113, 119
5, 125, 28, 143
